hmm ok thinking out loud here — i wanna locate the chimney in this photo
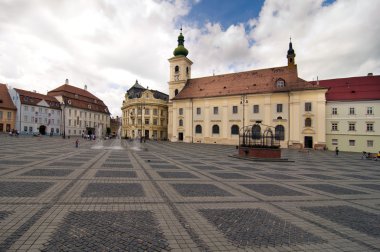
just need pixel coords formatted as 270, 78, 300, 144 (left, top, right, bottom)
84, 85, 87, 90
65, 79, 69, 84
368, 73, 373, 76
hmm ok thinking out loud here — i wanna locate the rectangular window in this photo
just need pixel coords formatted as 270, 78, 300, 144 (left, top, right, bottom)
349, 140, 355, 146
7, 112, 11, 119
69, 109, 71, 116
24, 126, 27, 132
29, 127, 33, 132
331, 123, 338, 131
367, 107, 373, 115
332, 107, 337, 115
348, 123, 356, 131
145, 108, 150, 115
39, 107, 42, 113
179, 108, 183, 115
69, 119, 71, 126
332, 139, 338, 145
153, 109, 158, 115
349, 107, 355, 115
305, 102, 312, 112
0, 111, 3, 119
24, 105, 28, 111
24, 115, 28, 122
367, 123, 374, 132
196, 107, 201, 115
145, 119, 149, 125
276, 104, 283, 113
232, 106, 238, 114
253, 105, 259, 113
367, 140, 373, 147
213, 107, 219, 115
153, 119, 157, 125
31, 107, 35, 112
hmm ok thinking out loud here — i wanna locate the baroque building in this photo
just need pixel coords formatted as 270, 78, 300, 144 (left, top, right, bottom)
121, 80, 168, 140
48, 79, 110, 137
318, 74, 380, 152
8, 88, 61, 135
0, 83, 17, 133
168, 31, 328, 148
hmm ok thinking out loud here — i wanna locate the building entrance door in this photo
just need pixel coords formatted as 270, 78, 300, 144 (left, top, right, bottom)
145, 130, 149, 139
39, 125, 46, 135
304, 136, 313, 148
178, 132, 183, 141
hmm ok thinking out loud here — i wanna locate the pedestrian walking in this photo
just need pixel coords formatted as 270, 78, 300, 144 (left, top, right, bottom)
335, 147, 339, 156
75, 139, 79, 148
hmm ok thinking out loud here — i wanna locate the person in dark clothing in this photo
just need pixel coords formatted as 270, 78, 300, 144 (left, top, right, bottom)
335, 147, 339, 156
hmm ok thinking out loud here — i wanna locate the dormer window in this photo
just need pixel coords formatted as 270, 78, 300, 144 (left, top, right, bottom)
276, 78, 285, 88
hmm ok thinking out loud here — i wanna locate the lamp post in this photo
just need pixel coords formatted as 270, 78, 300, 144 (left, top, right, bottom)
61, 101, 66, 139
140, 102, 145, 143
240, 94, 248, 129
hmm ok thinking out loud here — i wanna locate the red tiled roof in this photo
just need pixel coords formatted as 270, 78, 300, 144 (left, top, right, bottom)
48, 83, 109, 114
315, 75, 380, 101
0, 83, 17, 110
48, 84, 100, 100
173, 66, 326, 100
14, 88, 61, 109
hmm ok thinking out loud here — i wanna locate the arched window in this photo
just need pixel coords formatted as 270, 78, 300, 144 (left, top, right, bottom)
275, 125, 285, 140
179, 119, 183, 126
195, 125, 202, 134
174, 89, 179, 96
175, 66, 179, 73
252, 124, 261, 139
305, 118, 312, 127
212, 125, 219, 134
231, 125, 239, 135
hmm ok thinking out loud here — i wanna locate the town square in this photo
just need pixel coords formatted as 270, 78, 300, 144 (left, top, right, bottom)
0, 135, 379, 251
0, 0, 380, 251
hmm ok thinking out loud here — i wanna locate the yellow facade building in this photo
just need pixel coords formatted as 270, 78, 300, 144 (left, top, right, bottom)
121, 81, 168, 140
168, 32, 328, 148
0, 83, 17, 133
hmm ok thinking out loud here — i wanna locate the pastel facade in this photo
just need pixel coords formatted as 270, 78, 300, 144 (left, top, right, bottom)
48, 80, 110, 137
319, 75, 380, 153
168, 32, 328, 148
8, 88, 61, 135
0, 84, 17, 133
121, 81, 168, 140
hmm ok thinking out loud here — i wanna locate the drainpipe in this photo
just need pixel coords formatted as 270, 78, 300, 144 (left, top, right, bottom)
191, 98, 193, 143
288, 92, 291, 148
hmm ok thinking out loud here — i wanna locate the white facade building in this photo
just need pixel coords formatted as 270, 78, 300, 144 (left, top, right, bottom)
9, 88, 61, 135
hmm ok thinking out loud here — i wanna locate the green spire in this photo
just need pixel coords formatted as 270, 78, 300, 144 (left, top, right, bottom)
173, 27, 189, 57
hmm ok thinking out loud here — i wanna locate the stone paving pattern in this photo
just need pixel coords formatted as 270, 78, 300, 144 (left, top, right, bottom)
0, 135, 379, 251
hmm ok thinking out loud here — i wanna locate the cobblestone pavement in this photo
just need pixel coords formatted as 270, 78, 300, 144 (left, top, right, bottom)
0, 135, 380, 251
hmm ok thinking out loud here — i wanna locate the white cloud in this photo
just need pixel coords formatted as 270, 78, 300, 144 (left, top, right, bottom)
0, 0, 379, 116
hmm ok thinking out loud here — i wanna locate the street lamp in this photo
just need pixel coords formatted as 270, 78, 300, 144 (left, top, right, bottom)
240, 94, 248, 129
140, 102, 145, 143
61, 101, 66, 139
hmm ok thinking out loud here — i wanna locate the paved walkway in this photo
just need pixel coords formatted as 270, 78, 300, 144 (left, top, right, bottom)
0, 136, 379, 251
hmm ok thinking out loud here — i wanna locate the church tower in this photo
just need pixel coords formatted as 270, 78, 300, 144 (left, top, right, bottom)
168, 29, 193, 100
287, 38, 296, 67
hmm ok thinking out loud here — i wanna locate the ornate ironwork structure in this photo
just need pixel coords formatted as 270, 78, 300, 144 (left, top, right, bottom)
239, 123, 280, 148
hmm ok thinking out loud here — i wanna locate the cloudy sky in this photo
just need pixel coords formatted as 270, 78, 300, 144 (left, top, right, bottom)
1, 0, 379, 116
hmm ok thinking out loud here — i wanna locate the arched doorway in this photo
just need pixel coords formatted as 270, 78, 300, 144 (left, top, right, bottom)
39, 125, 46, 135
